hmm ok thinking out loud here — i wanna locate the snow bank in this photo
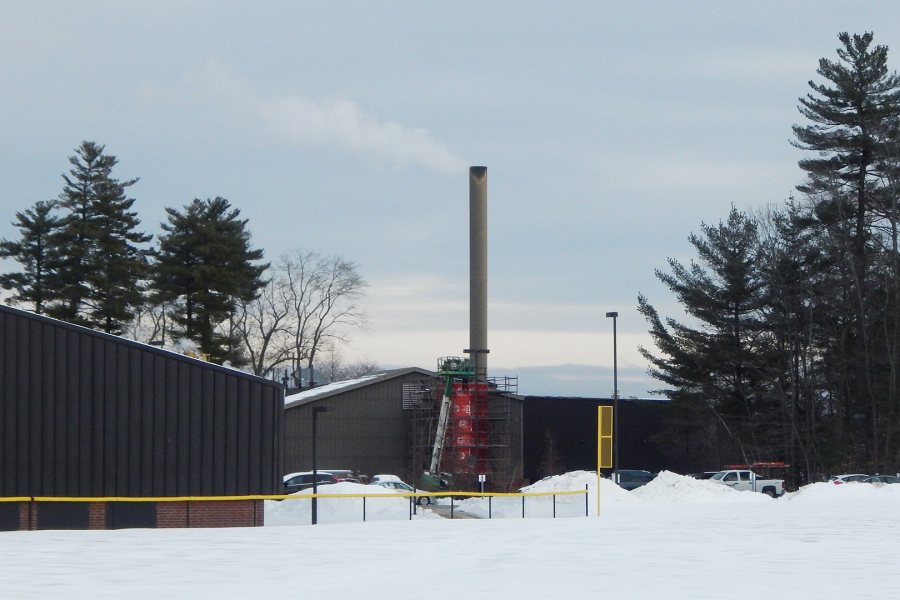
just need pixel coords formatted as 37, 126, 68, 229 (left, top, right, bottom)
782, 480, 900, 508
265, 482, 440, 526
454, 471, 625, 518
632, 470, 771, 504
264, 471, 900, 525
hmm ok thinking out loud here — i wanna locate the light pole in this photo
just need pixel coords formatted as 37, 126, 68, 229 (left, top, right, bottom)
605, 311, 619, 484
311, 405, 328, 525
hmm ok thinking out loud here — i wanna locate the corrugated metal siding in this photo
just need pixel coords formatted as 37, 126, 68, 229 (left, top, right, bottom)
284, 374, 528, 485
284, 373, 437, 479
521, 397, 667, 483
0, 304, 284, 497
493, 393, 524, 484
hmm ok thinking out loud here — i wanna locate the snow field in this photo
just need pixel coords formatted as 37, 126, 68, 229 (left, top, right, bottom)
2, 471, 898, 599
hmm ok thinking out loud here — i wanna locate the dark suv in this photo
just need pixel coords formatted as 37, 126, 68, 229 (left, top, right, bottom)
283, 471, 340, 493
615, 469, 657, 491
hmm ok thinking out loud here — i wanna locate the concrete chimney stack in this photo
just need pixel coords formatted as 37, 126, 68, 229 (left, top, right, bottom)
468, 166, 488, 379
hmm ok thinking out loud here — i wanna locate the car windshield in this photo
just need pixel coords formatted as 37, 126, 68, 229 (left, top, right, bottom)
711, 472, 726, 480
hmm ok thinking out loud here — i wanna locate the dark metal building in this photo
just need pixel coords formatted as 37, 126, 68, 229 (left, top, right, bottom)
0, 304, 284, 529
522, 396, 668, 483
284, 368, 441, 481
283, 374, 676, 489
283, 368, 525, 487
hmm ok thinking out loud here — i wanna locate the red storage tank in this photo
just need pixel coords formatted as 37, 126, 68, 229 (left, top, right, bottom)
447, 381, 489, 473
452, 389, 472, 416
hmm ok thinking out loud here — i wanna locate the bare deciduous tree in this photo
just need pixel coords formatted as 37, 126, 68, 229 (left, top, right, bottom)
318, 342, 380, 382
233, 275, 293, 376
234, 250, 368, 381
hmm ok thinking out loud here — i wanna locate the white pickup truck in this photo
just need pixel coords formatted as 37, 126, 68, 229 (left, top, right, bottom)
709, 469, 784, 497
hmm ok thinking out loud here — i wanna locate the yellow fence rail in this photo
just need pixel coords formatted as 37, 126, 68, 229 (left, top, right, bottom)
2, 487, 591, 522
3, 489, 588, 502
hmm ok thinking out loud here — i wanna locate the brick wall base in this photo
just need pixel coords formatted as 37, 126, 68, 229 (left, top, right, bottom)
15, 499, 263, 530
20, 503, 34, 530
157, 500, 264, 528
88, 502, 107, 529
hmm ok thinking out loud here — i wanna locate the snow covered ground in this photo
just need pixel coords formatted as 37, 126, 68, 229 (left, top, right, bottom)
2, 472, 899, 599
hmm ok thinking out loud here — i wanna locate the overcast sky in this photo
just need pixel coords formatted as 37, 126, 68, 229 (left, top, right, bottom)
3, 2, 900, 397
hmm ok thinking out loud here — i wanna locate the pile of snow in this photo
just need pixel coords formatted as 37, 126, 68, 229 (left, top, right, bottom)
265, 482, 440, 525
455, 469, 783, 519
265, 471, 900, 526
456, 470, 625, 518
269, 471, 891, 525
779, 480, 900, 525
784, 480, 900, 504
632, 470, 771, 504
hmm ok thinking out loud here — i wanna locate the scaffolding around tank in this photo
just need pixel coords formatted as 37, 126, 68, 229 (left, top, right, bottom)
412, 357, 519, 491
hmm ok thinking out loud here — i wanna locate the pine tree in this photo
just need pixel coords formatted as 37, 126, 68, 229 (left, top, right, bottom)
638, 208, 772, 463
793, 32, 900, 256
46, 141, 150, 332
152, 197, 268, 365
83, 164, 152, 333
758, 202, 850, 481
48, 141, 107, 324
792, 32, 900, 469
0, 200, 61, 313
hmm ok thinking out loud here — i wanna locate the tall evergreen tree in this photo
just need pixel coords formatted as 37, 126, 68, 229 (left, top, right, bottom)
83, 163, 152, 333
793, 31, 900, 256
152, 197, 267, 365
792, 32, 900, 469
758, 202, 849, 481
46, 141, 150, 332
0, 200, 61, 313
48, 141, 108, 324
639, 208, 772, 463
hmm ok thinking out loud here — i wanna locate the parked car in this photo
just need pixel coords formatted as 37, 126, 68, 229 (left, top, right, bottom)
283, 471, 339, 494
862, 474, 900, 485
320, 469, 362, 483
828, 473, 869, 484
687, 471, 720, 480
709, 469, 784, 497
370, 474, 403, 484
615, 470, 657, 491
370, 479, 433, 505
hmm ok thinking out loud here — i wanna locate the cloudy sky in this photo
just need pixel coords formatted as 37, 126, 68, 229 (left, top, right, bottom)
3, 2, 900, 397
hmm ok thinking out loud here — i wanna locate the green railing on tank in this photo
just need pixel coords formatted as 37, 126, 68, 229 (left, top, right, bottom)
437, 356, 475, 376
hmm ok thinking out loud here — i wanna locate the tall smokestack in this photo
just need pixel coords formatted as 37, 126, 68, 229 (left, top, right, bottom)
468, 166, 488, 379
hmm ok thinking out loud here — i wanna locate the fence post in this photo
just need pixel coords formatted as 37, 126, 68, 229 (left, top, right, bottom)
489, 496, 492, 519
450, 496, 455, 519
363, 496, 366, 523
585, 484, 589, 517
522, 495, 525, 519
553, 494, 556, 518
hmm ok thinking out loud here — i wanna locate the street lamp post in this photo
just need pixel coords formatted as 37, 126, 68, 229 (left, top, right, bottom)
605, 311, 619, 484
311, 406, 328, 525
